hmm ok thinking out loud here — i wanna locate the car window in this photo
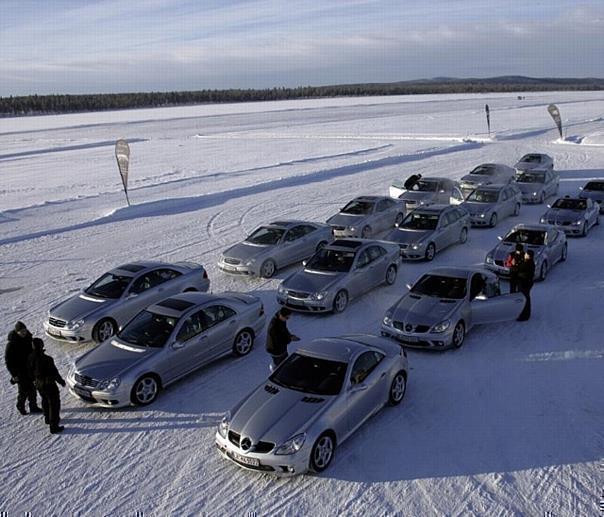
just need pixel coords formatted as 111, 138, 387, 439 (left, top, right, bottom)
368, 246, 384, 261
176, 310, 208, 342
469, 273, 487, 300
445, 211, 459, 225
299, 224, 317, 236
350, 351, 383, 385
284, 226, 305, 242
452, 187, 464, 202
376, 199, 390, 212
356, 249, 371, 268
202, 305, 236, 329
153, 268, 182, 284
130, 274, 155, 294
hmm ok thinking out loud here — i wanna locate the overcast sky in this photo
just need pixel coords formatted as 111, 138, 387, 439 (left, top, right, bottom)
1, 0, 603, 96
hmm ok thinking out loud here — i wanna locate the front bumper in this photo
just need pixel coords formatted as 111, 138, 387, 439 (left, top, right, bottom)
398, 245, 425, 260
469, 215, 491, 226
381, 324, 454, 350
43, 320, 91, 343
217, 259, 256, 276
331, 228, 359, 239
67, 377, 130, 408
276, 293, 332, 313
521, 194, 542, 204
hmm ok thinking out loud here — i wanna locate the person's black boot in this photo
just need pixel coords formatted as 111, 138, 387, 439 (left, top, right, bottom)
29, 405, 43, 414
50, 426, 65, 434
16, 404, 27, 415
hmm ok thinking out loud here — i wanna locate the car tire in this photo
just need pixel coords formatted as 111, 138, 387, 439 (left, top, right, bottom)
539, 261, 548, 281
309, 432, 336, 473
385, 265, 397, 285
130, 374, 160, 406
260, 259, 276, 278
388, 371, 407, 406
459, 227, 468, 244
513, 203, 521, 216
489, 213, 498, 228
316, 240, 328, 252
233, 329, 254, 357
395, 213, 404, 226
425, 242, 436, 261
452, 321, 465, 349
92, 318, 117, 343
561, 243, 568, 262
361, 226, 372, 239
333, 290, 349, 313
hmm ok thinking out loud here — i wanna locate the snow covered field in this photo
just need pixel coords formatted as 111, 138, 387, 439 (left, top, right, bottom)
1, 92, 603, 515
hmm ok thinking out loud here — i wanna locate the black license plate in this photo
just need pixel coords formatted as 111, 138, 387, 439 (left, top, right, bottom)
73, 385, 92, 398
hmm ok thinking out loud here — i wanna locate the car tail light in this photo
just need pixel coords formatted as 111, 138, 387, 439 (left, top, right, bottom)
203, 270, 208, 279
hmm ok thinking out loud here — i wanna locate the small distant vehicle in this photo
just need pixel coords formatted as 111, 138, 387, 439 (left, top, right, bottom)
44, 262, 210, 344
484, 224, 567, 281
326, 196, 406, 239
579, 180, 604, 213
389, 177, 464, 208
540, 197, 600, 236
514, 169, 559, 204
514, 153, 554, 173
461, 184, 522, 227
218, 221, 333, 278
381, 267, 525, 350
67, 292, 266, 407
384, 205, 470, 261
216, 335, 409, 475
459, 163, 516, 198
277, 239, 401, 313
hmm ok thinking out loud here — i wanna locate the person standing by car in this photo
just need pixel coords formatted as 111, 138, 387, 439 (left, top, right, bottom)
517, 250, 536, 321
403, 173, 422, 191
266, 308, 299, 369
28, 338, 66, 434
507, 243, 525, 293
5, 321, 42, 416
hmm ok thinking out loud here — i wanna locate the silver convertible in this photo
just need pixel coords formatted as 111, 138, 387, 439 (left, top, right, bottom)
484, 224, 567, 281
381, 267, 525, 349
459, 163, 516, 198
540, 197, 600, 236
384, 205, 470, 260
216, 335, 409, 476
277, 239, 401, 313
66, 292, 266, 407
44, 261, 210, 344
461, 184, 522, 227
327, 196, 406, 239
218, 221, 333, 278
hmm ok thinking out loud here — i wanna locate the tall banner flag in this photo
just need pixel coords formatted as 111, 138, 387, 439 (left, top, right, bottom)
115, 139, 131, 206
485, 104, 491, 136
547, 104, 563, 139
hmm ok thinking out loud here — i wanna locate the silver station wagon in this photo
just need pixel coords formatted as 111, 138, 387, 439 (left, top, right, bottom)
461, 184, 522, 227
218, 221, 333, 278
389, 177, 464, 209
277, 239, 401, 313
67, 292, 266, 407
327, 196, 406, 239
459, 163, 516, 198
385, 205, 470, 260
44, 261, 210, 344
540, 197, 600, 236
381, 267, 525, 350
216, 335, 409, 476
514, 169, 559, 204
579, 180, 604, 213
514, 153, 554, 173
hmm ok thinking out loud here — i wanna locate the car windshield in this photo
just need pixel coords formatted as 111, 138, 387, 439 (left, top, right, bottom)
118, 310, 179, 348
246, 226, 285, 245
552, 198, 586, 210
516, 172, 545, 183
585, 181, 604, 191
503, 229, 546, 245
399, 212, 439, 230
84, 273, 131, 299
466, 190, 499, 203
410, 180, 438, 192
411, 274, 467, 299
520, 154, 541, 163
305, 248, 355, 272
270, 353, 347, 395
470, 165, 495, 176
341, 200, 374, 215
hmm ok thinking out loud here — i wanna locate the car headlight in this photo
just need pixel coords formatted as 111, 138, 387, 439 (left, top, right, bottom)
66, 319, 85, 330
539, 217, 546, 224
485, 255, 494, 265
411, 242, 424, 250
218, 411, 231, 439
383, 315, 393, 327
347, 226, 356, 232
532, 192, 538, 197
68, 363, 76, 379
98, 377, 121, 391
245, 258, 257, 266
573, 220, 583, 226
278, 285, 286, 295
479, 213, 485, 218
311, 290, 329, 301
274, 433, 306, 455
432, 319, 451, 333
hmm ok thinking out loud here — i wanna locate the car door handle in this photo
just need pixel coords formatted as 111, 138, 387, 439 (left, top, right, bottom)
380, 372, 386, 379
228, 320, 236, 325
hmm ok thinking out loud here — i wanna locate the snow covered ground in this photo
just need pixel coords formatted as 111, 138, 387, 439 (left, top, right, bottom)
1, 92, 603, 515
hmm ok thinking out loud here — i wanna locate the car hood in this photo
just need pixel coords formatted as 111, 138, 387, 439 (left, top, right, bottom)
489, 241, 545, 261
230, 382, 333, 445
283, 270, 344, 293
385, 228, 432, 244
461, 201, 495, 215
543, 208, 583, 223
514, 161, 542, 171
516, 183, 544, 194
223, 242, 269, 261
398, 191, 433, 203
50, 292, 114, 322
327, 213, 368, 227
391, 294, 462, 326
460, 174, 492, 186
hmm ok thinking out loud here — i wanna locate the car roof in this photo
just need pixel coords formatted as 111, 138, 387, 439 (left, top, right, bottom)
146, 292, 229, 317
353, 196, 382, 202
296, 335, 400, 362
328, 239, 366, 250
412, 204, 451, 214
420, 266, 497, 280
268, 220, 317, 228
111, 261, 169, 276
473, 184, 507, 191
510, 223, 551, 232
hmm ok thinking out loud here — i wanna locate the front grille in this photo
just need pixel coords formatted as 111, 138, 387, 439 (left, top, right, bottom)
223, 257, 241, 265
495, 260, 504, 266
227, 430, 274, 453
393, 321, 430, 333
48, 317, 66, 328
561, 221, 571, 226
264, 384, 279, 395
332, 226, 346, 231
74, 373, 101, 388
399, 244, 409, 250
287, 290, 310, 300
228, 430, 241, 447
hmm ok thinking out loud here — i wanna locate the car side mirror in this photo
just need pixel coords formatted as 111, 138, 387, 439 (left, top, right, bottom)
405, 283, 412, 290
474, 294, 487, 301
302, 260, 307, 267
349, 383, 368, 392
497, 236, 503, 241
172, 340, 185, 350
546, 204, 551, 208
394, 221, 400, 228
127, 292, 138, 299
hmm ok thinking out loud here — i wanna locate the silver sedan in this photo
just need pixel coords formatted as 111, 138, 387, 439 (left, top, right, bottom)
216, 335, 409, 476
540, 197, 600, 236
461, 184, 522, 227
459, 163, 516, 198
389, 177, 464, 209
514, 169, 559, 204
327, 196, 406, 239
381, 267, 525, 350
44, 261, 210, 344
384, 205, 470, 260
218, 221, 333, 278
277, 239, 401, 313
579, 180, 604, 213
514, 153, 554, 173
66, 292, 266, 407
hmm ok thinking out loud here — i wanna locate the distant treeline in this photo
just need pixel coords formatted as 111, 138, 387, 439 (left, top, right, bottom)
2, 77, 603, 117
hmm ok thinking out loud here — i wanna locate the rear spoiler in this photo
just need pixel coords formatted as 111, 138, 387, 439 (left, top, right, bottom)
174, 261, 203, 270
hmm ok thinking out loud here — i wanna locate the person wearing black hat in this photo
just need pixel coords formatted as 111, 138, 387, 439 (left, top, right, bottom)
403, 173, 422, 191
517, 249, 536, 321
507, 243, 525, 293
28, 338, 66, 434
5, 321, 42, 415
266, 308, 300, 369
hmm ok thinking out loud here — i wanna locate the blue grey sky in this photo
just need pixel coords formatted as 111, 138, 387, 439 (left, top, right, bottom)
1, 0, 603, 96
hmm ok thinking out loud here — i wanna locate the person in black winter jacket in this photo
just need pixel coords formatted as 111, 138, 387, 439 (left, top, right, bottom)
28, 338, 66, 434
517, 249, 536, 321
5, 321, 42, 415
266, 308, 299, 369
507, 243, 525, 293
403, 173, 422, 191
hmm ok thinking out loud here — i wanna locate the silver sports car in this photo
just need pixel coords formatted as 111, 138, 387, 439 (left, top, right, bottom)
540, 197, 600, 236
389, 177, 464, 208
381, 267, 525, 349
579, 180, 604, 213
327, 196, 406, 239
216, 335, 409, 476
277, 239, 401, 313
514, 153, 554, 173
218, 221, 333, 278
484, 224, 567, 281
44, 261, 210, 344
384, 205, 470, 260
66, 292, 266, 407
461, 184, 522, 227
514, 169, 559, 204
459, 163, 516, 198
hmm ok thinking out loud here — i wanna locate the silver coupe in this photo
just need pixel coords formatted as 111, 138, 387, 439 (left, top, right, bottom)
514, 169, 559, 204
461, 184, 522, 227
459, 163, 516, 198
277, 239, 401, 313
579, 180, 604, 213
44, 261, 210, 344
540, 197, 600, 236
216, 335, 409, 475
66, 292, 266, 407
514, 153, 554, 173
381, 267, 525, 350
389, 177, 464, 209
218, 221, 333, 278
